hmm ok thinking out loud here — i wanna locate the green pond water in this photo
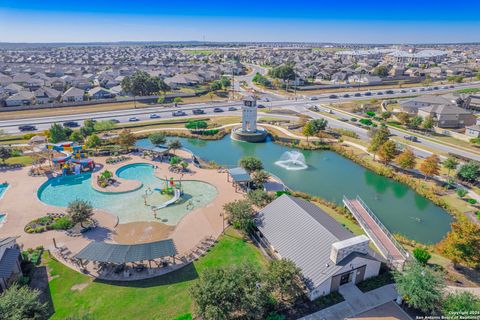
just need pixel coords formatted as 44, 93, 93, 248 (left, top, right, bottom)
137, 136, 453, 244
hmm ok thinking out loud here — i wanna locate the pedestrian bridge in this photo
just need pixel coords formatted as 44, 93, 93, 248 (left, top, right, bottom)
343, 196, 408, 270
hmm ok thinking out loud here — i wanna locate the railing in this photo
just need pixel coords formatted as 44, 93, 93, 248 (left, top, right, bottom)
343, 196, 392, 260
354, 196, 409, 260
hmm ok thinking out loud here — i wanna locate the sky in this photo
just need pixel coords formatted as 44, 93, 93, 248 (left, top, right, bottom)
0, 0, 479, 43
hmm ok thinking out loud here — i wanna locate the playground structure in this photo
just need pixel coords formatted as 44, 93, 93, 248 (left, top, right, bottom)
149, 178, 183, 212
47, 142, 95, 175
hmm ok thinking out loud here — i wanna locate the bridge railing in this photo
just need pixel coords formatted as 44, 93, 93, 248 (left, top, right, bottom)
354, 196, 409, 260
343, 196, 392, 260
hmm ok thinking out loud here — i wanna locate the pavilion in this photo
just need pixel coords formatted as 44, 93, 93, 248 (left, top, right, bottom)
74, 239, 178, 270
226, 167, 252, 192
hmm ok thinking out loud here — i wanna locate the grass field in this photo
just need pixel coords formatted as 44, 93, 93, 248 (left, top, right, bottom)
46, 228, 267, 320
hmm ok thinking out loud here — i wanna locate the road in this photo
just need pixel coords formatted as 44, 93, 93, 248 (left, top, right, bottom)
2, 69, 480, 161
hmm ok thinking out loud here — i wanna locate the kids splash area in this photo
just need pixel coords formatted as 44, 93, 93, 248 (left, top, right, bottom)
38, 163, 217, 225
47, 142, 95, 175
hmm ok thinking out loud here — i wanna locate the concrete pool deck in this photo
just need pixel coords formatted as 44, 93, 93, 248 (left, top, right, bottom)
0, 150, 242, 269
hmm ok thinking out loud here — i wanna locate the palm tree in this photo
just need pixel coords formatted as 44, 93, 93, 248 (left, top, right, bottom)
167, 139, 182, 155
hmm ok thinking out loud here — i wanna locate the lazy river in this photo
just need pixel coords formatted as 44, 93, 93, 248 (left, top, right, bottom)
38, 163, 218, 225
137, 136, 453, 244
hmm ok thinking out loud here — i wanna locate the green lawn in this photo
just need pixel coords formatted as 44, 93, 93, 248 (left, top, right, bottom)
5, 155, 33, 166
46, 228, 267, 320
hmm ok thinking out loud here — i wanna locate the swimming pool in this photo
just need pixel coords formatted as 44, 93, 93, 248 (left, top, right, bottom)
37, 163, 218, 225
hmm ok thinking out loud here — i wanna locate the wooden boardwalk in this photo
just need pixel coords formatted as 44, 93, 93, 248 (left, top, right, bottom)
343, 196, 407, 269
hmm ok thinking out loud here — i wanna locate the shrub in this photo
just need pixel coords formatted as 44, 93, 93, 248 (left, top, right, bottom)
359, 118, 373, 126
365, 111, 376, 117
18, 276, 30, 286
466, 198, 477, 205
34, 226, 45, 233
52, 216, 73, 230
477, 211, 480, 220
456, 188, 468, 198
413, 247, 432, 265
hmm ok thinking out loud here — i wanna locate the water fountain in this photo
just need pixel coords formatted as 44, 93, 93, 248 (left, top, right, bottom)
275, 151, 308, 170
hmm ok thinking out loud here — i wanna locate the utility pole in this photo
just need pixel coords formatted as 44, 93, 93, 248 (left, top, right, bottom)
231, 69, 235, 101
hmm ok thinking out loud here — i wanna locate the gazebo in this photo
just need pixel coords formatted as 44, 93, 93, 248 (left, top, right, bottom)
227, 167, 252, 192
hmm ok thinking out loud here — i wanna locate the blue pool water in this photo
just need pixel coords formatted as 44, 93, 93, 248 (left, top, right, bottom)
0, 183, 8, 199
37, 163, 218, 225
0, 214, 6, 223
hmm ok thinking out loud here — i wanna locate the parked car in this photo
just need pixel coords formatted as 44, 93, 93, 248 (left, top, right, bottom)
192, 109, 205, 115
149, 114, 160, 119
18, 125, 37, 131
404, 135, 419, 142
172, 110, 186, 117
213, 107, 224, 113
63, 121, 79, 128
128, 117, 139, 122
228, 107, 238, 111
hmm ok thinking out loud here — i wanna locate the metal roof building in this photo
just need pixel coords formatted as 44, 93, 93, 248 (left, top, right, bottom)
255, 195, 382, 300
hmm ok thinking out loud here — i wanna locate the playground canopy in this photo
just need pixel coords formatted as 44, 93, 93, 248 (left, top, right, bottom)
74, 239, 177, 264
227, 167, 252, 184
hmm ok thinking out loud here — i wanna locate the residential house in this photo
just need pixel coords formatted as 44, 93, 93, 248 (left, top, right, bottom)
88, 87, 114, 100
465, 125, 480, 138
5, 91, 35, 107
0, 237, 22, 292
34, 87, 61, 104
255, 195, 382, 301
62, 87, 85, 102
418, 104, 476, 129
347, 74, 382, 85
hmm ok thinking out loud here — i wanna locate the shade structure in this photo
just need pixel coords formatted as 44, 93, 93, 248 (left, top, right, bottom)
227, 167, 252, 183
74, 239, 177, 264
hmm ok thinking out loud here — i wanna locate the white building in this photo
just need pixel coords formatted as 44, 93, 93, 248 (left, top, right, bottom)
255, 195, 382, 300
241, 96, 258, 133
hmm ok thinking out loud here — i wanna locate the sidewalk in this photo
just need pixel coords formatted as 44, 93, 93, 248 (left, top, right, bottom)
301, 284, 399, 320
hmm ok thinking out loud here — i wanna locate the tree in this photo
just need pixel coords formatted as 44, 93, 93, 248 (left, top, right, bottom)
121, 70, 169, 96
173, 97, 183, 106
396, 112, 410, 125
394, 263, 444, 314
117, 129, 136, 149
443, 291, 480, 315
0, 146, 12, 164
93, 120, 115, 132
412, 247, 431, 265
180, 161, 189, 171
268, 64, 296, 82
372, 65, 389, 77
239, 156, 263, 173
419, 154, 440, 179
377, 140, 397, 164
396, 148, 416, 170
219, 76, 231, 89
456, 188, 468, 198
49, 123, 68, 143
408, 116, 423, 129
251, 170, 270, 189
0, 284, 49, 320
157, 95, 166, 104
302, 121, 316, 143
456, 161, 480, 183
169, 156, 182, 168
185, 120, 208, 130
439, 220, 480, 268
85, 134, 101, 149
310, 118, 328, 133
209, 81, 222, 92
266, 259, 305, 303
69, 130, 84, 143
80, 119, 95, 137
190, 264, 270, 320
247, 189, 274, 208
223, 200, 254, 233
422, 116, 434, 131
167, 139, 182, 154
443, 157, 459, 178
148, 133, 166, 147
67, 199, 94, 227
368, 126, 390, 159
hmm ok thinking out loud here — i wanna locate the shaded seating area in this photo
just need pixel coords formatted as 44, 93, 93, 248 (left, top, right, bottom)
227, 167, 252, 192
70, 239, 179, 280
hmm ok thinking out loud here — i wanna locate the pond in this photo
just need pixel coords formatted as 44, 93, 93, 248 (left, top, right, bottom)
137, 136, 453, 244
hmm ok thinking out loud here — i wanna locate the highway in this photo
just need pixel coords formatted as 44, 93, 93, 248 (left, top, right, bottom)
1, 73, 480, 161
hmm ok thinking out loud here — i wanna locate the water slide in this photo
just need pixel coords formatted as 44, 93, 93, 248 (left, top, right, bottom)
152, 188, 181, 210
